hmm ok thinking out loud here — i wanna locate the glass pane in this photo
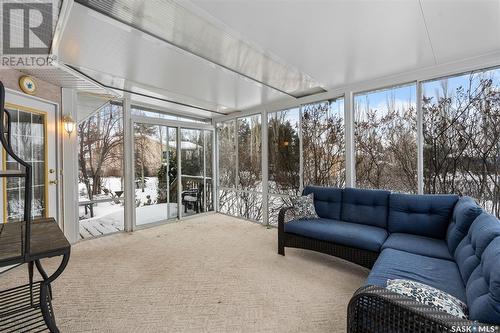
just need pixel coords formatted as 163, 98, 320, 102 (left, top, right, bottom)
205, 178, 214, 212
268, 195, 294, 227
33, 185, 45, 218
168, 127, 178, 219
205, 131, 213, 179
18, 111, 31, 136
8, 136, 18, 162
3, 110, 46, 223
219, 189, 237, 216
181, 176, 204, 216
238, 192, 263, 222
33, 162, 45, 186
354, 84, 417, 193
18, 135, 31, 162
32, 136, 44, 162
78, 104, 124, 238
302, 99, 345, 187
6, 162, 19, 190
6, 189, 22, 222
181, 129, 203, 177
422, 68, 500, 217
217, 120, 236, 188
181, 128, 204, 217
204, 130, 214, 212
238, 115, 262, 191
7, 109, 19, 135
268, 108, 300, 195
31, 113, 44, 137
134, 123, 167, 226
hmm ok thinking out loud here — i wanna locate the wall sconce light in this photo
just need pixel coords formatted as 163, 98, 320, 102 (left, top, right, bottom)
63, 114, 75, 136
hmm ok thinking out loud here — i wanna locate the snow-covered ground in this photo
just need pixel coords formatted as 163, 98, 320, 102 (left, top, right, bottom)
79, 177, 187, 239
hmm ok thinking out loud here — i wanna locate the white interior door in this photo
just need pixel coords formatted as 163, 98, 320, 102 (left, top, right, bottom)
0, 89, 59, 224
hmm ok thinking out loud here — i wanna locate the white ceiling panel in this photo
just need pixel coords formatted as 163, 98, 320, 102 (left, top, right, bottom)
58, 3, 292, 117
186, 0, 436, 90
420, 0, 500, 63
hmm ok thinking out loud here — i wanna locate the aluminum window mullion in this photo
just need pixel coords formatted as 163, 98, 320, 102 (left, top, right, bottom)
123, 96, 135, 232
299, 106, 304, 194
261, 110, 269, 225
203, 131, 207, 213
234, 119, 239, 217
344, 91, 355, 187
177, 127, 182, 220
215, 124, 219, 212
417, 82, 424, 194
165, 126, 170, 219
212, 128, 217, 212
234, 119, 239, 190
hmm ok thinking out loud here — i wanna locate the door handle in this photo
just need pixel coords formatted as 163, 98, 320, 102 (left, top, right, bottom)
49, 180, 58, 185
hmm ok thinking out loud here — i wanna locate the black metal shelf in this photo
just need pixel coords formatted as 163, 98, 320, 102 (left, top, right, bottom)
0, 81, 71, 333
0, 170, 26, 177
0, 281, 50, 333
0, 219, 71, 267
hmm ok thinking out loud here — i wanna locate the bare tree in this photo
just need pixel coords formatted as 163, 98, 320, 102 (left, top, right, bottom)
78, 104, 123, 200
423, 70, 500, 217
302, 101, 345, 187
133, 123, 157, 192
355, 91, 417, 193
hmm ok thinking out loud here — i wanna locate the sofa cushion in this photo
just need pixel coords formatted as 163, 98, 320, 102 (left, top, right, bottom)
386, 279, 468, 319
381, 233, 452, 260
453, 213, 500, 324
454, 213, 500, 285
388, 193, 458, 238
284, 218, 387, 252
446, 196, 483, 255
341, 188, 390, 228
366, 248, 466, 301
291, 193, 319, 220
303, 186, 342, 220
466, 237, 500, 324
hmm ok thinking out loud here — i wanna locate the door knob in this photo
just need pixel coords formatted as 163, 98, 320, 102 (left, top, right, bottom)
49, 180, 58, 185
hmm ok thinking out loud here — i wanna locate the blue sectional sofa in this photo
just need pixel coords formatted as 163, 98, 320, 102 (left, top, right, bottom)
277, 186, 500, 332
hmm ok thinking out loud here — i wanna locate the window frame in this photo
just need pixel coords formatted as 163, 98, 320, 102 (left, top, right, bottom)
215, 64, 500, 224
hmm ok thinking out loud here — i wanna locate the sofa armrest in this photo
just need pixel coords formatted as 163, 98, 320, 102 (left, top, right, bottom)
277, 206, 295, 255
348, 285, 481, 333
278, 206, 295, 226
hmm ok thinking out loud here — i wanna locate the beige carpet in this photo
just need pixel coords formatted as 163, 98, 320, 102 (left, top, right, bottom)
3, 214, 368, 332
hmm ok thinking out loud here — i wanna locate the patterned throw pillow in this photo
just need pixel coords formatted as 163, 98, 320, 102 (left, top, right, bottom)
292, 193, 319, 220
386, 279, 468, 319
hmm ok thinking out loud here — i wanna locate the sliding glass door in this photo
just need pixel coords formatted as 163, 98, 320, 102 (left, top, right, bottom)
133, 119, 214, 226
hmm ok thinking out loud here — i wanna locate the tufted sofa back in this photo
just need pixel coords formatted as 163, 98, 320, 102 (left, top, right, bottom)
446, 196, 483, 255
454, 213, 500, 324
388, 193, 459, 238
303, 186, 342, 220
341, 188, 390, 228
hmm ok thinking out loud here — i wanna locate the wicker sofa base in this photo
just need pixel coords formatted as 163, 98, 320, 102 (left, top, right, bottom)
278, 232, 379, 269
